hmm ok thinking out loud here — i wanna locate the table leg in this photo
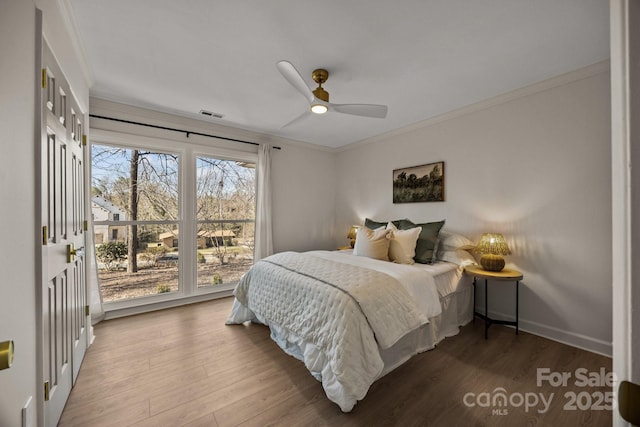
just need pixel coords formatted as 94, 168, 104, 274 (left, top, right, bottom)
516, 280, 519, 335
473, 276, 477, 324
484, 278, 489, 339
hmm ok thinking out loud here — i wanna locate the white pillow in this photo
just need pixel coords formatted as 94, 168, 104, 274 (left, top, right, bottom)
439, 230, 475, 251
386, 222, 422, 265
437, 249, 477, 266
353, 226, 390, 261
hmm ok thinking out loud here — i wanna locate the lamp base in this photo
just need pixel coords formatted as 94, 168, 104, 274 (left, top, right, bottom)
480, 254, 505, 272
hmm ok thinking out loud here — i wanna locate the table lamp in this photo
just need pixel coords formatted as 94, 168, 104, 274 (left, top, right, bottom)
347, 225, 360, 248
476, 233, 511, 272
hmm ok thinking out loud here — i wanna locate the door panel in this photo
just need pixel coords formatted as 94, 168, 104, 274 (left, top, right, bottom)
68, 81, 87, 384
70, 251, 86, 381
43, 273, 72, 422
40, 39, 88, 427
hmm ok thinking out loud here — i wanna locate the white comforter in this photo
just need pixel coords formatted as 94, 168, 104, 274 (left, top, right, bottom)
226, 250, 442, 411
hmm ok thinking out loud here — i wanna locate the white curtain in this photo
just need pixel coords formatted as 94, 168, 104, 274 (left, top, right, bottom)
85, 151, 105, 326
86, 215, 105, 325
254, 143, 273, 260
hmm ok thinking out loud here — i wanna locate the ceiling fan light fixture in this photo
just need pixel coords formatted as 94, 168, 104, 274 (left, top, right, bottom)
276, 60, 387, 121
310, 103, 328, 114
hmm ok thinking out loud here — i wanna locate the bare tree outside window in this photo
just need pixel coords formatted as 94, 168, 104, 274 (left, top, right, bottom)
196, 156, 256, 288
92, 144, 180, 302
91, 144, 256, 302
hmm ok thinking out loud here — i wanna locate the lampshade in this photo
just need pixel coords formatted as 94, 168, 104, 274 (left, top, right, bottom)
476, 233, 511, 255
476, 233, 511, 271
347, 225, 360, 248
347, 226, 360, 240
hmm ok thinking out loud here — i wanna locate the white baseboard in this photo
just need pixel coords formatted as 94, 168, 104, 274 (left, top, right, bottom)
479, 308, 612, 358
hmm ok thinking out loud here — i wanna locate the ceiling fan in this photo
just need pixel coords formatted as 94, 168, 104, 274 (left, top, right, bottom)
276, 60, 388, 123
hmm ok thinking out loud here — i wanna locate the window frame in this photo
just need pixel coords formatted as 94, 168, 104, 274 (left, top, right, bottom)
192, 151, 257, 291
90, 129, 258, 312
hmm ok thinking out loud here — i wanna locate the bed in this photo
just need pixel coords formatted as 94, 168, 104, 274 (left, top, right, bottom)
226, 245, 475, 412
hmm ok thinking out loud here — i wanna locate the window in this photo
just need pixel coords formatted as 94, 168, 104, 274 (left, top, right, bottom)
91, 139, 257, 308
195, 156, 255, 288
92, 144, 180, 303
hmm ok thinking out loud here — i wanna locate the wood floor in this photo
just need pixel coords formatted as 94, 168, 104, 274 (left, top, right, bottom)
59, 297, 613, 427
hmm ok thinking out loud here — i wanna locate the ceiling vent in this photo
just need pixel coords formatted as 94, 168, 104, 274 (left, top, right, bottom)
199, 110, 224, 119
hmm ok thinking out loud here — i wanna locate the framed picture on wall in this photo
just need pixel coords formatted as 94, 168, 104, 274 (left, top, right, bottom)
392, 161, 445, 203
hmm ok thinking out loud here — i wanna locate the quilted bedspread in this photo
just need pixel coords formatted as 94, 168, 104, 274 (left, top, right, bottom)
227, 250, 442, 411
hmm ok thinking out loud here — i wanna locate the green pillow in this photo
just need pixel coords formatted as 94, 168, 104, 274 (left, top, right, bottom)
364, 218, 403, 230
397, 219, 445, 264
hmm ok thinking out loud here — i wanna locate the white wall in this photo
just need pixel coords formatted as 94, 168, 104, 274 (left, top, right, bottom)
271, 142, 337, 252
335, 63, 612, 355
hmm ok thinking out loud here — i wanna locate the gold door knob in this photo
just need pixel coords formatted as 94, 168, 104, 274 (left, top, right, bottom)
67, 244, 77, 263
0, 340, 14, 370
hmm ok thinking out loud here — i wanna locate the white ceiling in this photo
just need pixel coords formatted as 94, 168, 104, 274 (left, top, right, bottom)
68, 0, 610, 148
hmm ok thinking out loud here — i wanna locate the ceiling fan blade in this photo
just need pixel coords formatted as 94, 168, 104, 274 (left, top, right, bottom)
276, 60, 314, 104
331, 103, 388, 119
280, 110, 311, 129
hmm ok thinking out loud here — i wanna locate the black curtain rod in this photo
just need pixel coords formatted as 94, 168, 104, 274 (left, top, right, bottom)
89, 114, 281, 150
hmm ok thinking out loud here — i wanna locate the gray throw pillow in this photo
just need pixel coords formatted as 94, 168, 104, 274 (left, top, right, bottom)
397, 219, 445, 264
365, 218, 404, 230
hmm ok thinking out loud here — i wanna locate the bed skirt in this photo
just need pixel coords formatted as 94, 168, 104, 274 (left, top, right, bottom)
229, 281, 473, 411
378, 282, 473, 377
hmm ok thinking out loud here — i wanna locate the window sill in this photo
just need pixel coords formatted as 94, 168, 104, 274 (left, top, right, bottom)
103, 286, 234, 320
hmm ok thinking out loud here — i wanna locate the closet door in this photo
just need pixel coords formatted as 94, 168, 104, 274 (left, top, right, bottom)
40, 38, 88, 427
68, 88, 88, 383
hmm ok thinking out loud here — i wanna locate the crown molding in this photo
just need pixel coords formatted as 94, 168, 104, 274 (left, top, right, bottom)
337, 60, 611, 153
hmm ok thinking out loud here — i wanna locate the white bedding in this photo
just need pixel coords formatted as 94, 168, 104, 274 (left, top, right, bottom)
226, 250, 466, 412
308, 250, 442, 321
334, 248, 469, 297
411, 260, 467, 297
